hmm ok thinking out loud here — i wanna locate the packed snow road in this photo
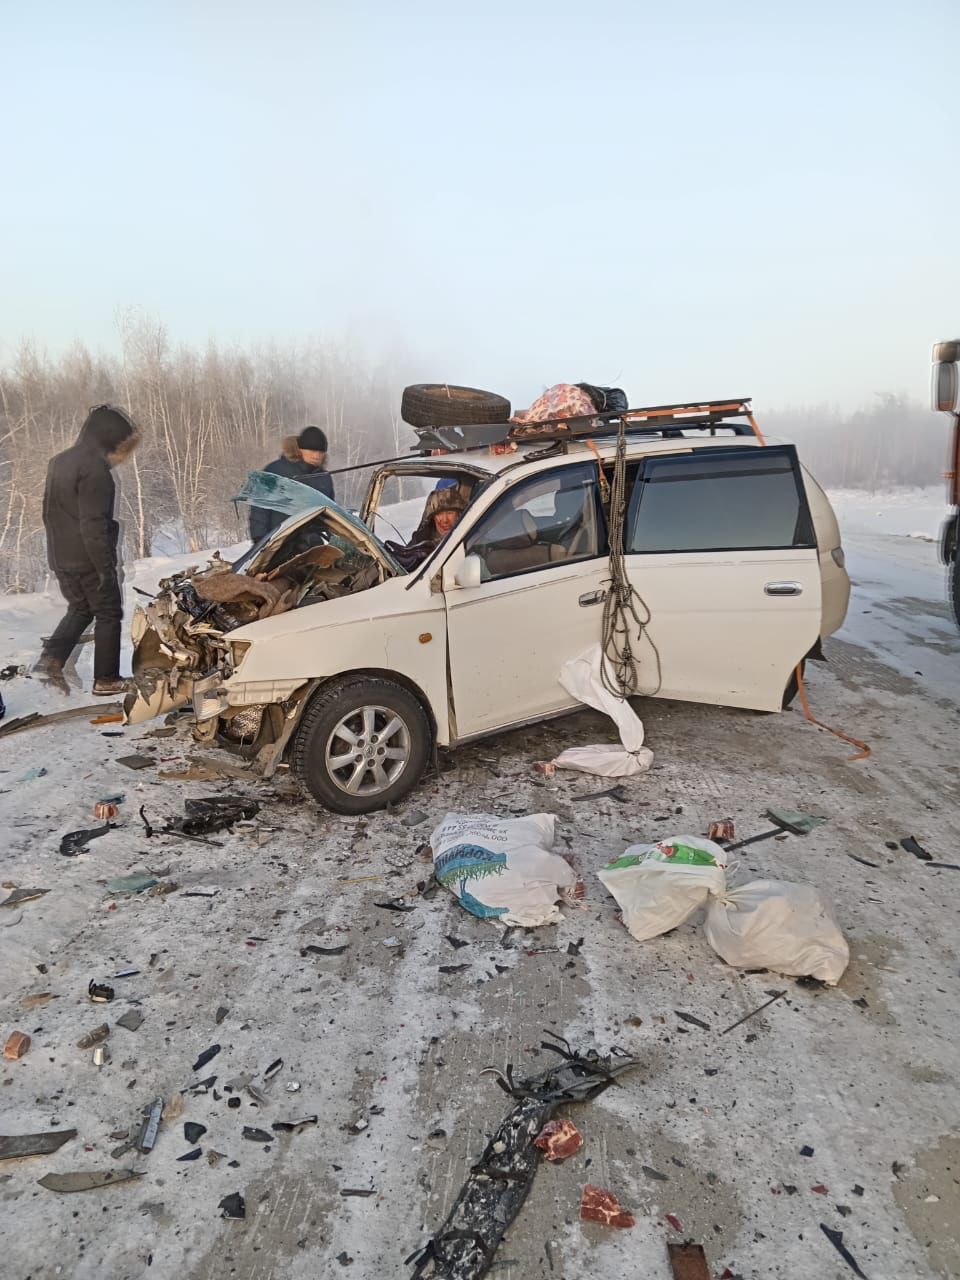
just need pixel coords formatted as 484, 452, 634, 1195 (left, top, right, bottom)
1, 500, 958, 1280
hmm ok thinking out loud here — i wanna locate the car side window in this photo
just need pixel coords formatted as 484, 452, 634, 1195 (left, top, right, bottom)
465, 464, 603, 581
626, 447, 814, 553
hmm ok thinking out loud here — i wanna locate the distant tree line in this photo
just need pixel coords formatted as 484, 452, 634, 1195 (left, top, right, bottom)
766, 393, 949, 491
0, 317, 413, 592
0, 323, 950, 594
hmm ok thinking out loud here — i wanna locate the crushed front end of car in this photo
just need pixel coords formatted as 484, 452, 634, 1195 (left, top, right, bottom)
123, 475, 403, 770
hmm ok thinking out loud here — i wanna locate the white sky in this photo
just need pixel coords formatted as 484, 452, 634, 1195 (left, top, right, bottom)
1, 0, 957, 410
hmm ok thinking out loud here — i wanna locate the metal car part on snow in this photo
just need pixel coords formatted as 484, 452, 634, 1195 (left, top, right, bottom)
407, 1034, 639, 1280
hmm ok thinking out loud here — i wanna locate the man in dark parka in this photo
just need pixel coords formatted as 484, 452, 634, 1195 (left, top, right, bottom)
248, 425, 334, 543
36, 404, 139, 695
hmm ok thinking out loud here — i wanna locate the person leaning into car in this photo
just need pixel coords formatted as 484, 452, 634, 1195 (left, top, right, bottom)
249, 425, 335, 543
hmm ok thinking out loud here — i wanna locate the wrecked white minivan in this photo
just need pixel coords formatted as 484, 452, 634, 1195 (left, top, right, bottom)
125, 398, 850, 813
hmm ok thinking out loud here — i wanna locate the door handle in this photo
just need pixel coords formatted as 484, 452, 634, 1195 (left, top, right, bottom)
579, 589, 607, 606
764, 581, 803, 597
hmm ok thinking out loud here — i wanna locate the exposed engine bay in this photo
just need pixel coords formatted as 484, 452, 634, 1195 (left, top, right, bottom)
124, 508, 394, 745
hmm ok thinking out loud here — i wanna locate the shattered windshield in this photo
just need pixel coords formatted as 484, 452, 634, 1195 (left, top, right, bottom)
232, 470, 402, 575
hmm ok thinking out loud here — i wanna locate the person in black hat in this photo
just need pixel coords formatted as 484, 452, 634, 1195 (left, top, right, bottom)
248, 425, 335, 543
34, 404, 139, 696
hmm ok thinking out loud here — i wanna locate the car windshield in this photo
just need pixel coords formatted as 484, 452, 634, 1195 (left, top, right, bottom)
232, 469, 403, 575
366, 469, 484, 548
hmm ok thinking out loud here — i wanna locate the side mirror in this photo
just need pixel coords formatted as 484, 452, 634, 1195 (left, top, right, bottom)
932, 341, 960, 413
454, 554, 483, 589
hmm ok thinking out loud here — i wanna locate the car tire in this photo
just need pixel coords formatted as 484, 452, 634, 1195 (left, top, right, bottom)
400, 383, 511, 429
950, 554, 960, 631
292, 676, 432, 814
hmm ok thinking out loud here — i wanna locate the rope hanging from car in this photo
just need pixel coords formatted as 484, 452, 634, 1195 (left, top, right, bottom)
599, 422, 662, 700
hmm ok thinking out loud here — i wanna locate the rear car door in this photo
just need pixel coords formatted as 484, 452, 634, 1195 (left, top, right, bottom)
442, 462, 609, 738
623, 445, 821, 711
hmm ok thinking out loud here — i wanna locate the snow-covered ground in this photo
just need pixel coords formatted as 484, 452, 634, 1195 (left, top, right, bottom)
1, 490, 958, 1280
828, 484, 948, 542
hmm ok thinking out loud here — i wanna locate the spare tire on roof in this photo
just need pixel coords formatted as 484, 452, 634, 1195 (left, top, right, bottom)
401, 383, 511, 428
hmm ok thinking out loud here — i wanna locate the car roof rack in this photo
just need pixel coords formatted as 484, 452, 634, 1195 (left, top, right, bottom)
413, 397, 760, 452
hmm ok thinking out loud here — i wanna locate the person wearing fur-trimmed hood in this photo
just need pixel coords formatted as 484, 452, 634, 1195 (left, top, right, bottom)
248, 426, 334, 543
35, 404, 139, 696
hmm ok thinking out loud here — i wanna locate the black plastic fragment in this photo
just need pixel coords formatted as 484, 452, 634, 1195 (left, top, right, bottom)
177, 1148, 202, 1162
439, 964, 470, 974
567, 938, 584, 957
219, 1191, 245, 1219
900, 836, 932, 861
242, 1127, 273, 1143
263, 1058, 283, 1079
445, 935, 469, 950
0, 1128, 77, 1161
271, 1116, 318, 1134
171, 796, 260, 837
301, 944, 348, 956
340, 1187, 376, 1197
820, 1224, 868, 1277
374, 898, 416, 912
88, 980, 115, 1003
61, 824, 112, 857
674, 1010, 710, 1030
192, 1044, 221, 1072
847, 854, 879, 869
117, 754, 155, 771
184, 1123, 207, 1144
800, 1145, 815, 1157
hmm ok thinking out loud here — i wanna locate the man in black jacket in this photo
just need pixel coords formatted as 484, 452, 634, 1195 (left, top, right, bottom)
35, 405, 139, 696
249, 426, 335, 543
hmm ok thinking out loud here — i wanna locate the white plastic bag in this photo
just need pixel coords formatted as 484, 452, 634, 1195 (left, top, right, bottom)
556, 645, 653, 777
704, 879, 849, 984
431, 812, 577, 927
597, 837, 728, 941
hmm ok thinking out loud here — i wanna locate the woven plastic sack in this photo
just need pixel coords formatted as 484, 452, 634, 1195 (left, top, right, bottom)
704, 879, 849, 984
432, 812, 577, 927
555, 645, 653, 777
598, 837, 728, 941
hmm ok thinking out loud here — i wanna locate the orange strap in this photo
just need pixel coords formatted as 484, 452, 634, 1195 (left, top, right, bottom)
585, 439, 611, 504
746, 411, 767, 445
795, 664, 871, 761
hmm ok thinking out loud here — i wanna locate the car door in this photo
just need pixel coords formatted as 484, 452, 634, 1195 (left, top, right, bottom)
623, 445, 822, 711
442, 462, 609, 739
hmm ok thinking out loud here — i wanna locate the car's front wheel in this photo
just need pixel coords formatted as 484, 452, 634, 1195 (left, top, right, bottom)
292, 677, 432, 814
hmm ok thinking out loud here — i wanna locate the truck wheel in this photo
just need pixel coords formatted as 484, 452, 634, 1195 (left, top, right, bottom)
292, 677, 431, 814
401, 383, 511, 429
950, 554, 960, 631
